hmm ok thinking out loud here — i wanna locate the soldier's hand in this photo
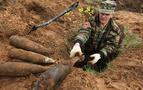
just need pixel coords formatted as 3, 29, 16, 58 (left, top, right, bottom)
88, 53, 101, 65
70, 43, 82, 58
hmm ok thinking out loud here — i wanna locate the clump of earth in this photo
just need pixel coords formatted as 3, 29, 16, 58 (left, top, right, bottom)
0, 0, 143, 90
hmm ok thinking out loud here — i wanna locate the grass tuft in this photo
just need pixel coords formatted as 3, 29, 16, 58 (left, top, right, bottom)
120, 27, 143, 51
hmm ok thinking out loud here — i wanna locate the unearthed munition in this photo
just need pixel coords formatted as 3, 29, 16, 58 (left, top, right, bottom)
9, 35, 53, 56
9, 48, 55, 64
0, 62, 48, 77
32, 55, 84, 90
32, 64, 70, 90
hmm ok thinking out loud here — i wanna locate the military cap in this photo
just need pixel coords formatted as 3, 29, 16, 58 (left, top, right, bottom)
99, 0, 117, 14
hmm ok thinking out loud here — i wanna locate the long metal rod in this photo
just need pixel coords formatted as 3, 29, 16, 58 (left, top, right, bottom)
28, 1, 79, 34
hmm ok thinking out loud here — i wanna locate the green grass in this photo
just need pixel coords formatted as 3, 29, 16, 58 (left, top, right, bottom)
120, 27, 143, 51
83, 64, 100, 74
84, 64, 94, 72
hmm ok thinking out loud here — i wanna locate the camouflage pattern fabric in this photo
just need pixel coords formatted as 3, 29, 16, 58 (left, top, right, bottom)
99, 0, 117, 14
74, 15, 124, 60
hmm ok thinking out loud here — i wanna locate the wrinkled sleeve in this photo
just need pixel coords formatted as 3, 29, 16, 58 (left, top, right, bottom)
74, 22, 92, 46
100, 25, 124, 58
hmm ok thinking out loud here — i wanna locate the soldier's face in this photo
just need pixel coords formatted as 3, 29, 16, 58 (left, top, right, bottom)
99, 13, 112, 25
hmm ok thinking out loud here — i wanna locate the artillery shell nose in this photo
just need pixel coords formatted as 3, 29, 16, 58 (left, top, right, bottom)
44, 57, 56, 63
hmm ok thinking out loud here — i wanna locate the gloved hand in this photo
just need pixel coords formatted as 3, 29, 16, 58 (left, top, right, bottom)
70, 43, 82, 58
88, 53, 101, 65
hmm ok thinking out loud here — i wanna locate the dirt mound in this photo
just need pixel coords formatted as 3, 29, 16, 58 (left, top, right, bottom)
114, 10, 143, 38
0, 0, 83, 89
0, 0, 78, 62
116, 0, 143, 12
58, 48, 143, 90
0, 0, 143, 90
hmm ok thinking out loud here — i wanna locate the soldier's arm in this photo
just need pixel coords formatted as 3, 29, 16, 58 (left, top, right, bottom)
74, 22, 92, 46
99, 24, 124, 59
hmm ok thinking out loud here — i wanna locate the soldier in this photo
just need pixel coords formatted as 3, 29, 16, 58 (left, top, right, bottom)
70, 0, 124, 72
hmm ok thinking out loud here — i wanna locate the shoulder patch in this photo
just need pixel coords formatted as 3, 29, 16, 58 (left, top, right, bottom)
82, 22, 91, 29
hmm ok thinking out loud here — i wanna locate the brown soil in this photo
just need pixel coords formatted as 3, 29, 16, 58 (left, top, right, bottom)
0, 0, 143, 90
116, 0, 143, 12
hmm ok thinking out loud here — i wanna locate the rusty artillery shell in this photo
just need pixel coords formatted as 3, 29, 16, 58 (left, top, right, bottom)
32, 56, 82, 90
9, 48, 55, 64
9, 35, 53, 56
0, 62, 48, 77
32, 64, 70, 90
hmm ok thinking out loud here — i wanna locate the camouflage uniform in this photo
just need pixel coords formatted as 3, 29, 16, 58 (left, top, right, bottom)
74, 15, 124, 72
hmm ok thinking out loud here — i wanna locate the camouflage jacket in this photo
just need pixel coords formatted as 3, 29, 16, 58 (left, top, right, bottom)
74, 15, 124, 59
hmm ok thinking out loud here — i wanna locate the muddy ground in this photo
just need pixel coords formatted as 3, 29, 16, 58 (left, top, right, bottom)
0, 0, 143, 90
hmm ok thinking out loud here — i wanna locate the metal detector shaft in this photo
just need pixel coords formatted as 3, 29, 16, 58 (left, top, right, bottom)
28, 1, 79, 34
